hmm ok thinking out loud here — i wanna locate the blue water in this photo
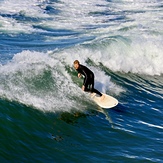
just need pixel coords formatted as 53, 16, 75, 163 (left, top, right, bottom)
0, 0, 163, 162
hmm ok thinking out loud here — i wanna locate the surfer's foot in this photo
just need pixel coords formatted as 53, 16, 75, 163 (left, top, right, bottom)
91, 93, 96, 98
100, 94, 105, 101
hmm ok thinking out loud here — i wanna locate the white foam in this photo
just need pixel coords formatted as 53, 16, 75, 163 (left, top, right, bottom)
0, 51, 87, 112
0, 0, 49, 18
100, 36, 163, 75
0, 0, 109, 32
54, 32, 163, 76
37, 0, 111, 31
90, 67, 123, 95
0, 0, 49, 34
0, 16, 38, 33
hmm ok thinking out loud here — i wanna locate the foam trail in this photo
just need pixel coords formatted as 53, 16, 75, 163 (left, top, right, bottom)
139, 121, 163, 130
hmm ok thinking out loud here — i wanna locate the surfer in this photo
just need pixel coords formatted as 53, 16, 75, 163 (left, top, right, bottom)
73, 60, 104, 100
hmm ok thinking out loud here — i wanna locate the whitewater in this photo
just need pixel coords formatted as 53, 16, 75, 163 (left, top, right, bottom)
0, 0, 163, 162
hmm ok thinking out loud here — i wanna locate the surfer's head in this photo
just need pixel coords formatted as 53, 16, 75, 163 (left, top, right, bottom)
73, 60, 80, 69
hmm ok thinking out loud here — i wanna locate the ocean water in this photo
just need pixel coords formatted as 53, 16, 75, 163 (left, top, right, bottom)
0, 0, 163, 162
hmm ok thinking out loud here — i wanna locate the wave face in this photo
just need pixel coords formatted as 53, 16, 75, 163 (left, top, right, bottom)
0, 0, 163, 162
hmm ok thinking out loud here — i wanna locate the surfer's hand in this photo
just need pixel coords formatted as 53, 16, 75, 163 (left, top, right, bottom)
78, 73, 81, 78
82, 85, 85, 91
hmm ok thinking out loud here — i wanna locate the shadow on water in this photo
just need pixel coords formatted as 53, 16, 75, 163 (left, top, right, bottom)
58, 111, 88, 125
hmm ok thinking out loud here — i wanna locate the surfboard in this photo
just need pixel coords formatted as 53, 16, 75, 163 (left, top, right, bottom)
91, 93, 118, 109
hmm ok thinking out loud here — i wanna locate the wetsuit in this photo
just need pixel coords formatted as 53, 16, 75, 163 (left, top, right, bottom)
76, 64, 102, 96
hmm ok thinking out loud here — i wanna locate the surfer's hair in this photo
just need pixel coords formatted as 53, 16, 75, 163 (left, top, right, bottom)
74, 60, 80, 65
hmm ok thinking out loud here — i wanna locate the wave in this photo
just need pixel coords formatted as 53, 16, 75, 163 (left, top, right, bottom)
0, 50, 122, 112
0, 35, 162, 111
0, 51, 78, 112
0, 0, 162, 111
55, 34, 163, 76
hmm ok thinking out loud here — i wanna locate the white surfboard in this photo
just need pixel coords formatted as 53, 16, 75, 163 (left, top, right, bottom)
91, 93, 118, 109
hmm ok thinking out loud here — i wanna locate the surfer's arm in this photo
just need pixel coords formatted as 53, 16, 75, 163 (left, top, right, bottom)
82, 70, 88, 86
78, 73, 82, 78
76, 64, 88, 86
82, 85, 85, 91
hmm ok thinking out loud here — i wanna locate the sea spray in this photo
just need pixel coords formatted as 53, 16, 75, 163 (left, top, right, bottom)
0, 51, 81, 112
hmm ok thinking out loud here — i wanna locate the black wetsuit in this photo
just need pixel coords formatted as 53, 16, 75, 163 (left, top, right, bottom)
76, 64, 102, 96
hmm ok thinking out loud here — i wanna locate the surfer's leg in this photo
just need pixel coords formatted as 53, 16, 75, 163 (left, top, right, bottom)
93, 87, 105, 100
91, 86, 104, 100
92, 88, 102, 96
85, 77, 104, 99
83, 80, 90, 92
89, 77, 102, 97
